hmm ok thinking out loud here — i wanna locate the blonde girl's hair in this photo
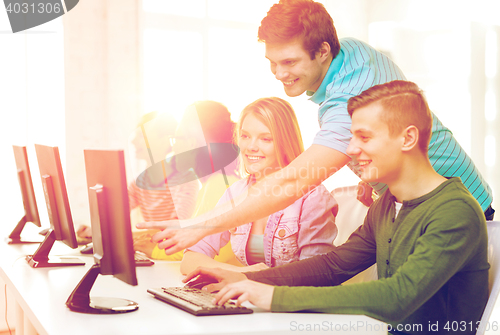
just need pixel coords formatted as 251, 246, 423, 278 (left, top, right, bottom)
236, 97, 304, 176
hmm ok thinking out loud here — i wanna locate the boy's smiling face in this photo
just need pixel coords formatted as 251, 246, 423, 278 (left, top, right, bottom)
347, 103, 404, 185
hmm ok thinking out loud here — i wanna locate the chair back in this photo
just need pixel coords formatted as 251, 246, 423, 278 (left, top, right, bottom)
331, 186, 369, 246
331, 186, 377, 284
477, 220, 500, 335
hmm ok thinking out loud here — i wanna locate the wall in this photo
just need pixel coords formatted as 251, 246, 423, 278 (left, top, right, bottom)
63, 0, 141, 226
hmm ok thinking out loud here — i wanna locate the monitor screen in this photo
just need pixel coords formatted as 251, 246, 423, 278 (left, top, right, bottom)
66, 149, 138, 314
26, 144, 84, 268
8, 145, 42, 244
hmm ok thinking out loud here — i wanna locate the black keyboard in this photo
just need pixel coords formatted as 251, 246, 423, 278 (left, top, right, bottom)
81, 244, 154, 267
134, 252, 154, 267
147, 287, 253, 316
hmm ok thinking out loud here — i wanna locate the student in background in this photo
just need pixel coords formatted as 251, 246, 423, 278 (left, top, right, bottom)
128, 111, 199, 260
78, 111, 199, 259
186, 81, 488, 335
129, 111, 198, 226
180, 97, 337, 274
134, 101, 240, 264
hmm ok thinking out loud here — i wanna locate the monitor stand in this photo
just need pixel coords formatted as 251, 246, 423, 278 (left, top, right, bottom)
66, 264, 138, 314
6, 215, 44, 244
25, 229, 85, 268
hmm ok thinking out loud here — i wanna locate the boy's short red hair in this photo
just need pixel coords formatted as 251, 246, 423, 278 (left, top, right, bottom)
258, 0, 340, 60
348, 80, 433, 153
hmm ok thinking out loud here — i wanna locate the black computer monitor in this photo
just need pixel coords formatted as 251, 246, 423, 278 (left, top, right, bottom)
8, 145, 43, 244
66, 149, 138, 314
26, 144, 84, 268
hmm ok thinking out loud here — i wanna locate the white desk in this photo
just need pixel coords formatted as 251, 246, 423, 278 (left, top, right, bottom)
0, 237, 387, 335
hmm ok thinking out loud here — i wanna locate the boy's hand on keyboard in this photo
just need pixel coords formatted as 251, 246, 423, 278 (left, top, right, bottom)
213, 280, 274, 311
77, 225, 92, 238
183, 267, 247, 293
132, 230, 158, 257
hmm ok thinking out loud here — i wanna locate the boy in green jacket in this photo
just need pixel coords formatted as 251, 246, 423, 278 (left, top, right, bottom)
185, 80, 489, 335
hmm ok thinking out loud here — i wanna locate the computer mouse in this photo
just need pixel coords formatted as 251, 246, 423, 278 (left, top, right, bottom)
184, 275, 219, 290
80, 243, 94, 254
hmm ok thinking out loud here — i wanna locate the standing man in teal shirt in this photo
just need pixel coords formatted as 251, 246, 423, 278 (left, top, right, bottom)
186, 81, 489, 335
306, 36, 493, 211
140, 0, 493, 255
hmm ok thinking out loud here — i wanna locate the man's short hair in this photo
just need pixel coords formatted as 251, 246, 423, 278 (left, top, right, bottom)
347, 80, 433, 153
258, 0, 340, 60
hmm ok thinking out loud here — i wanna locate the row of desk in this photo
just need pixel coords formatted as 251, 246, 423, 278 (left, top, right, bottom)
0, 225, 387, 335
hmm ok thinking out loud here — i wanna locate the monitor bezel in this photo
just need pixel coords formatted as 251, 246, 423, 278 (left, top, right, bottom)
26, 144, 83, 268
8, 145, 43, 244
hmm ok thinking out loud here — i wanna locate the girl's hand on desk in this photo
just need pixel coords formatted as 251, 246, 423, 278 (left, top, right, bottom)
214, 280, 274, 311
240, 262, 269, 272
357, 181, 374, 207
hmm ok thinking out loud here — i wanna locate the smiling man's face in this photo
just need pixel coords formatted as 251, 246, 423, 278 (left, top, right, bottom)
265, 39, 325, 97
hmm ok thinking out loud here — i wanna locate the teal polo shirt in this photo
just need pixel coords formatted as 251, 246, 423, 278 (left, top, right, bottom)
307, 37, 492, 211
